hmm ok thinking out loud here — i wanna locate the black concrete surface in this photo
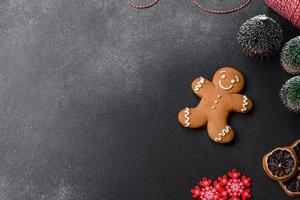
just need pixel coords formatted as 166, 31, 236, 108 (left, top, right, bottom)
0, 0, 299, 199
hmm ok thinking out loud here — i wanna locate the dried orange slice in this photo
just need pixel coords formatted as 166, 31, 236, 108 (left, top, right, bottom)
279, 140, 300, 197
279, 169, 300, 197
263, 147, 297, 181
291, 139, 300, 159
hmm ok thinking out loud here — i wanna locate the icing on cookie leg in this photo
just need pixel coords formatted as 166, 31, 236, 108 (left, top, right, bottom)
214, 126, 232, 142
207, 119, 235, 144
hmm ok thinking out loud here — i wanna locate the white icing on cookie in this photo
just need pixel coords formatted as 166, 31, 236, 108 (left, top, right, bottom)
218, 71, 240, 91
241, 95, 249, 113
219, 80, 233, 90
194, 77, 205, 93
235, 75, 239, 82
184, 107, 190, 127
211, 95, 222, 110
215, 126, 232, 142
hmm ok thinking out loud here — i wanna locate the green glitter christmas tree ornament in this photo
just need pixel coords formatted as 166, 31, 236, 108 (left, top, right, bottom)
237, 15, 283, 59
280, 76, 300, 112
281, 36, 300, 75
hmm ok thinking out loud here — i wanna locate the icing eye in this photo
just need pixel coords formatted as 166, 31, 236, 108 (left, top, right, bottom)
221, 74, 226, 79
231, 79, 236, 84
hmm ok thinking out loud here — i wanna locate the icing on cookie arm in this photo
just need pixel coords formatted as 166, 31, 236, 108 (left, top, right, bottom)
183, 107, 190, 127
191, 77, 214, 97
178, 107, 208, 129
230, 94, 253, 113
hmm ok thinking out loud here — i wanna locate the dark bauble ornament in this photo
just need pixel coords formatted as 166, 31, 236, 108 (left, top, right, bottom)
280, 76, 300, 112
281, 36, 300, 75
237, 15, 283, 59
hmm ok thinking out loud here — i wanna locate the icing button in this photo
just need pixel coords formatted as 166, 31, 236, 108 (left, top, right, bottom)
212, 106, 216, 110
217, 95, 222, 98
214, 100, 218, 104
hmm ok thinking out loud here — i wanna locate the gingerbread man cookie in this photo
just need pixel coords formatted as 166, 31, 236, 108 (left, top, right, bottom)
178, 67, 253, 144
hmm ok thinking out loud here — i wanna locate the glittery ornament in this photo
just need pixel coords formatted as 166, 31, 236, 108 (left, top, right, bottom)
237, 15, 283, 59
280, 76, 300, 112
281, 36, 300, 74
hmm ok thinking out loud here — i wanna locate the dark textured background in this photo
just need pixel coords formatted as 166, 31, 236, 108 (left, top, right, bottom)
0, 0, 300, 199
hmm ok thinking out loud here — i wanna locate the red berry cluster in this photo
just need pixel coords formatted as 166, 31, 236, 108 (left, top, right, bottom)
191, 169, 252, 200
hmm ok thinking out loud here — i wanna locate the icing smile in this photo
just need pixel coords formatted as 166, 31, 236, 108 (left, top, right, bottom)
218, 71, 239, 91
219, 80, 233, 90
